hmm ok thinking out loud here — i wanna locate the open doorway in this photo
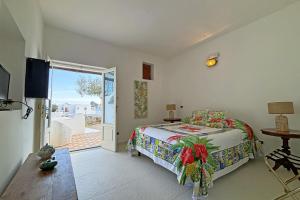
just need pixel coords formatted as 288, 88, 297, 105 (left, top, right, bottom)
43, 60, 117, 152
46, 67, 103, 151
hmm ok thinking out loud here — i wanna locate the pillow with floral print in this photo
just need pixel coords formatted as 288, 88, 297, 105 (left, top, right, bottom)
190, 110, 208, 126
206, 111, 225, 128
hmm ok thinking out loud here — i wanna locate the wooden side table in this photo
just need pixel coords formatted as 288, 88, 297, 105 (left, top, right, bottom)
1, 149, 78, 200
261, 128, 300, 176
163, 118, 181, 123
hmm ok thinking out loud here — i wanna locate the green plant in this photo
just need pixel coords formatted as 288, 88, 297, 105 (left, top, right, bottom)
76, 76, 102, 97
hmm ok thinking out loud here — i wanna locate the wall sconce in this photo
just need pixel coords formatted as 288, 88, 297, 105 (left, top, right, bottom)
206, 53, 219, 68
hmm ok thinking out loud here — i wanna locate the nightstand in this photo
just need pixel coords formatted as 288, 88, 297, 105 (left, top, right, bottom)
261, 128, 300, 175
163, 118, 181, 123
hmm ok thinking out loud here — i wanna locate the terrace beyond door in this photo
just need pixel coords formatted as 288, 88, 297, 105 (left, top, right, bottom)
101, 67, 117, 152
47, 67, 104, 151
42, 60, 117, 152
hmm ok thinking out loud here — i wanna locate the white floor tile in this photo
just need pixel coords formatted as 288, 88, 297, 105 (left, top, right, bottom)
71, 148, 300, 200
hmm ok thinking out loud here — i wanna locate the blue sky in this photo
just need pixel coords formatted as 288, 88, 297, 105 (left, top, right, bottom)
50, 69, 102, 105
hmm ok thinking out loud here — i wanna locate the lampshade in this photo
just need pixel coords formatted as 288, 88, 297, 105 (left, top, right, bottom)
166, 104, 176, 111
268, 102, 294, 114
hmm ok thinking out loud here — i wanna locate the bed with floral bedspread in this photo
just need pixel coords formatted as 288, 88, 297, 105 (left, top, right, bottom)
128, 118, 256, 199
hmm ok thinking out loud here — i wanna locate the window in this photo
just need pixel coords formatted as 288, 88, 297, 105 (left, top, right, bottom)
143, 62, 153, 80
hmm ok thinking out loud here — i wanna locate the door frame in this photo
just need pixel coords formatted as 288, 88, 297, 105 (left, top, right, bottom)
43, 59, 118, 151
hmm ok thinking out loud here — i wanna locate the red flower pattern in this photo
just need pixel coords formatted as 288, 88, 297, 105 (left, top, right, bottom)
129, 130, 136, 141
194, 116, 203, 121
180, 126, 201, 132
194, 144, 209, 163
244, 124, 254, 140
167, 134, 184, 142
224, 118, 254, 140
180, 147, 194, 165
209, 118, 222, 123
224, 119, 234, 127
171, 136, 209, 165
140, 126, 147, 132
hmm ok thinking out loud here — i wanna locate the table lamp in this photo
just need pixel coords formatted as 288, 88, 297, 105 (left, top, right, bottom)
268, 102, 294, 132
166, 104, 176, 119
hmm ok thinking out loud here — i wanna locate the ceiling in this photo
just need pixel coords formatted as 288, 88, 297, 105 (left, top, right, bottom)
39, 0, 298, 58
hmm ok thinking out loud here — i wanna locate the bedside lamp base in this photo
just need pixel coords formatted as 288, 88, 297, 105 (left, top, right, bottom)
275, 115, 289, 132
168, 110, 175, 119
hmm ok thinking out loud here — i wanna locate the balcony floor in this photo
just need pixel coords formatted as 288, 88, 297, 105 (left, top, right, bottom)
59, 132, 102, 152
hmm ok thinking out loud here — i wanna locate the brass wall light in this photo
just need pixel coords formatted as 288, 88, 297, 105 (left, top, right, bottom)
206, 53, 220, 68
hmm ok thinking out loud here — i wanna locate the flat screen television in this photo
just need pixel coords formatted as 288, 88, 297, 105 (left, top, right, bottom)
0, 64, 10, 100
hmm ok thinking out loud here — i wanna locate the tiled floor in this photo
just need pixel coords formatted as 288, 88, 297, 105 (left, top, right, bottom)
59, 133, 102, 151
71, 148, 300, 200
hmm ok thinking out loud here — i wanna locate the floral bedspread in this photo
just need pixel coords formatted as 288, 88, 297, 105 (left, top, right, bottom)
128, 119, 255, 193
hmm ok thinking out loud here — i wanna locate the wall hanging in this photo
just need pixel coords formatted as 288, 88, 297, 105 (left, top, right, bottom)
134, 80, 148, 118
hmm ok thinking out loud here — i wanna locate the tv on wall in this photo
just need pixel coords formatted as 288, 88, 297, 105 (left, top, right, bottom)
0, 64, 10, 101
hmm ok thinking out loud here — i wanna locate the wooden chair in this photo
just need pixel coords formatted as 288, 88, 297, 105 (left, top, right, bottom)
265, 156, 300, 200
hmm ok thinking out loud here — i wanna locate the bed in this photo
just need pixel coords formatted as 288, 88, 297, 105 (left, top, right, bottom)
128, 116, 255, 199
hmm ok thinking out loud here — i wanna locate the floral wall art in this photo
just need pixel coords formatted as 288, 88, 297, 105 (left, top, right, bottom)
134, 80, 148, 118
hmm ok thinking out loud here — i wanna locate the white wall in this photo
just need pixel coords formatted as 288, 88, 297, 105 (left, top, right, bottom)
0, 0, 44, 194
44, 26, 167, 144
165, 1, 300, 154
0, 35, 25, 103
0, 23, 25, 194
4, 0, 44, 58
